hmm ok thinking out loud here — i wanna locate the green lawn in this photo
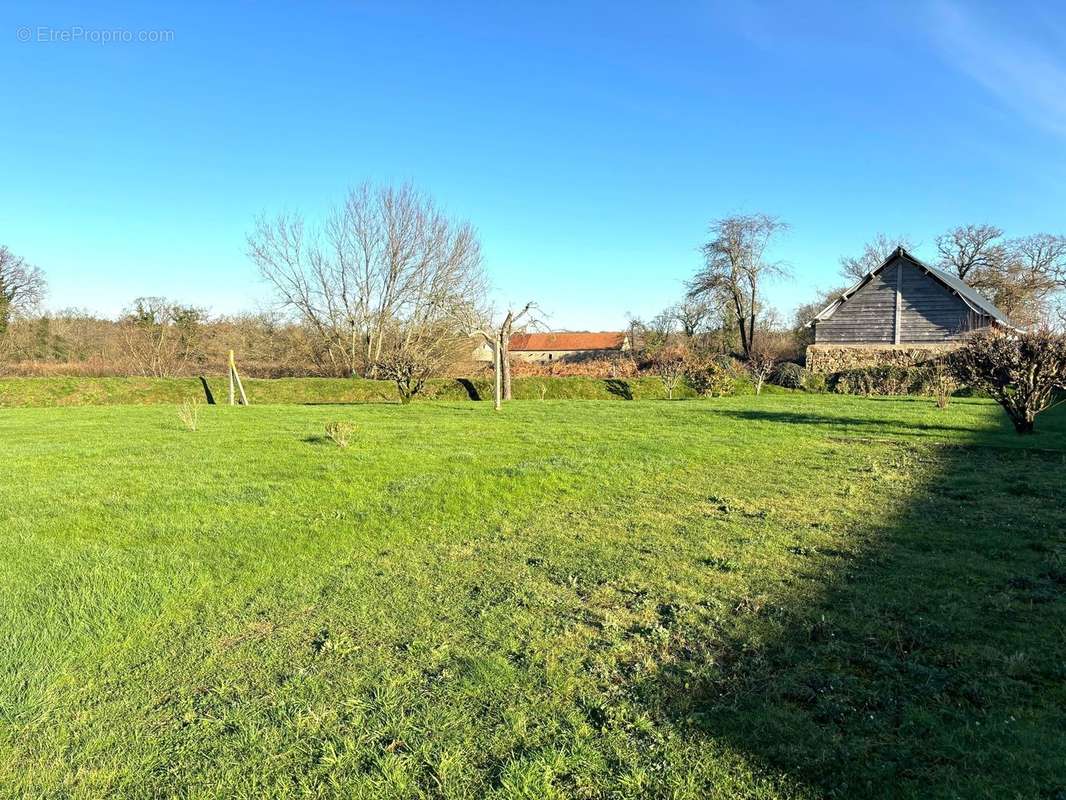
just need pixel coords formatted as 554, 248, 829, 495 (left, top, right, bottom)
1, 395, 1063, 799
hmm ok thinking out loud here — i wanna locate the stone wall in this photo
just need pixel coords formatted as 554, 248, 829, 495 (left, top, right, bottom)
805, 343, 958, 374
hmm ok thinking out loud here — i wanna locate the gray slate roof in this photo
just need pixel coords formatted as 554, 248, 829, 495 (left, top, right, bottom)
810, 246, 1012, 328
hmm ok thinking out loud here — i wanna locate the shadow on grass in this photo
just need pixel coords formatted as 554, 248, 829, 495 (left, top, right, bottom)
636, 410, 1066, 796
456, 378, 483, 401
301, 399, 396, 406
708, 407, 990, 438
604, 379, 633, 400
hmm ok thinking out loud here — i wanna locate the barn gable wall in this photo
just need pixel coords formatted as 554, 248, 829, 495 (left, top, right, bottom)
814, 262, 898, 344
814, 256, 984, 345
898, 262, 977, 342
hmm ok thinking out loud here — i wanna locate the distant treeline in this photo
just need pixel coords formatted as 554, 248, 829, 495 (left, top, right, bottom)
0, 303, 490, 379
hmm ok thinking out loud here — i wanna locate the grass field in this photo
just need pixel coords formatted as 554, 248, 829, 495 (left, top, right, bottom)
1, 394, 1063, 798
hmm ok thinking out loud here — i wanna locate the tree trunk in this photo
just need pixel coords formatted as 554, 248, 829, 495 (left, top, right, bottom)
500, 310, 514, 401
502, 341, 512, 401
493, 333, 502, 411
1013, 414, 1035, 434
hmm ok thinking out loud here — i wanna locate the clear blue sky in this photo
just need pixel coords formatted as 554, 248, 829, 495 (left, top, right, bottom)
2, 1, 1064, 329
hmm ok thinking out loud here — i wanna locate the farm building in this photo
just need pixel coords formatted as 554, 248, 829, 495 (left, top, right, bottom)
505, 331, 630, 363
807, 247, 1011, 372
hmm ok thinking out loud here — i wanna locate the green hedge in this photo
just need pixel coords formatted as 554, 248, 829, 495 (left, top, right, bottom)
829, 365, 935, 396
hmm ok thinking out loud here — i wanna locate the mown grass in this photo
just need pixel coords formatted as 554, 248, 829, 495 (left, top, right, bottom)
0, 395, 1063, 798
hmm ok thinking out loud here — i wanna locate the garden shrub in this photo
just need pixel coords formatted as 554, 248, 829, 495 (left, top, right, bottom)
950, 329, 1066, 434
803, 371, 827, 393
770, 361, 806, 390
829, 365, 933, 396
683, 355, 735, 397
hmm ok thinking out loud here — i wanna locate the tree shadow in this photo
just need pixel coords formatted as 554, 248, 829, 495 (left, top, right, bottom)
604, 379, 633, 400
456, 378, 482, 401
198, 376, 216, 405
632, 410, 1066, 796
708, 407, 988, 438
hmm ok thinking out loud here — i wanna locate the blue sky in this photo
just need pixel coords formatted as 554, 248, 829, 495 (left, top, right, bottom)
2, 1, 1065, 329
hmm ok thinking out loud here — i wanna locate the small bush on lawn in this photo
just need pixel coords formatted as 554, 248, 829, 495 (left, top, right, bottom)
324, 421, 356, 448
927, 359, 958, 409
770, 362, 806, 390
176, 399, 200, 431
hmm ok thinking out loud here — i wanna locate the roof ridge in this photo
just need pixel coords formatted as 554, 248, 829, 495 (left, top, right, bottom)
808, 247, 1012, 328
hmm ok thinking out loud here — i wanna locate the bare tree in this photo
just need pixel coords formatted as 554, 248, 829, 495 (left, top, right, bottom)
120, 297, 206, 377
649, 343, 687, 400
936, 224, 1007, 282
747, 308, 789, 395
497, 304, 543, 403
375, 322, 468, 403
0, 246, 47, 338
936, 226, 1066, 322
247, 183, 487, 378
995, 233, 1066, 321
839, 233, 914, 282
671, 297, 712, 339
688, 213, 789, 360
461, 302, 540, 409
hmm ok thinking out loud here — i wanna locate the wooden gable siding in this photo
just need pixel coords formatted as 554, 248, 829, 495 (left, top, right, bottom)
897, 262, 975, 342
815, 262, 898, 344
815, 256, 987, 345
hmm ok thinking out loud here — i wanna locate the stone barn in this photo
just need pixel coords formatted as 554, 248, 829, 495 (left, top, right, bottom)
507, 332, 630, 364
806, 247, 1011, 372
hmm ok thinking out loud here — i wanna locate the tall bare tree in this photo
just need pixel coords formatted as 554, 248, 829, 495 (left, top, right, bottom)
996, 233, 1066, 321
839, 233, 914, 282
936, 224, 1007, 282
0, 246, 47, 338
687, 213, 789, 360
247, 183, 487, 378
937, 226, 1066, 322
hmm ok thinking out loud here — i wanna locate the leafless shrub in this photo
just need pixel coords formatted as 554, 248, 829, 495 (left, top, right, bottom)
177, 399, 200, 431
951, 329, 1066, 433
649, 344, 688, 400
927, 359, 957, 410
375, 325, 469, 403
324, 421, 355, 448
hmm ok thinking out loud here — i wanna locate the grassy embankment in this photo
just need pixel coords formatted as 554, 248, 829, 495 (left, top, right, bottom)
0, 394, 1063, 798
0, 375, 703, 406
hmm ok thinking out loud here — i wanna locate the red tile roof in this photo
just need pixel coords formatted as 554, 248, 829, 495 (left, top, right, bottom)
509, 332, 626, 351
